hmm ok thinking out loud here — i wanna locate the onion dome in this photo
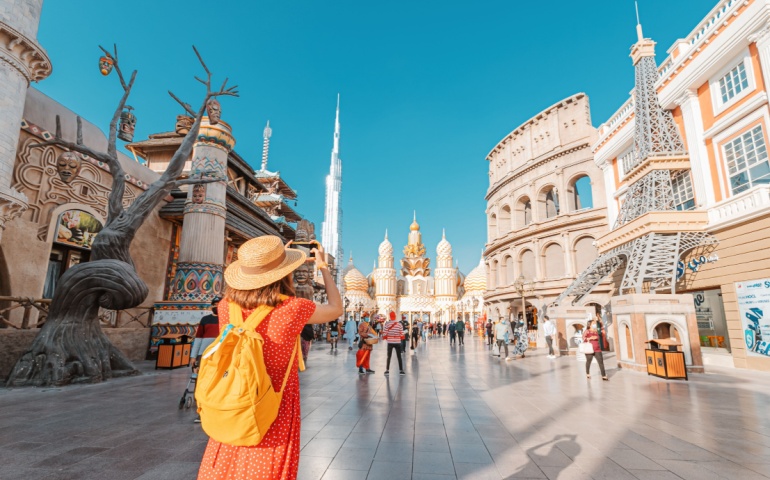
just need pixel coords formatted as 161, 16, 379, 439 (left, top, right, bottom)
410, 211, 420, 231
436, 229, 452, 258
378, 230, 393, 256
464, 257, 486, 292
344, 265, 369, 292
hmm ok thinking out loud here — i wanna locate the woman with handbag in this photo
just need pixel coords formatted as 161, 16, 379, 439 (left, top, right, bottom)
581, 320, 608, 381
357, 316, 378, 374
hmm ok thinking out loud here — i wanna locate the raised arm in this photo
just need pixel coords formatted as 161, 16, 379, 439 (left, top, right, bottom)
307, 243, 344, 324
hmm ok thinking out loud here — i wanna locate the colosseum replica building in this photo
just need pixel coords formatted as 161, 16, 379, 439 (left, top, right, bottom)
484, 93, 612, 348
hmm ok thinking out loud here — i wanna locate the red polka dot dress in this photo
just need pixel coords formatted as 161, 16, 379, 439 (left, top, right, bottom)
197, 296, 316, 480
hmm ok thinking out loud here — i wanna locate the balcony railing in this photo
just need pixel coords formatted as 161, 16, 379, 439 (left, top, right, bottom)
707, 184, 770, 230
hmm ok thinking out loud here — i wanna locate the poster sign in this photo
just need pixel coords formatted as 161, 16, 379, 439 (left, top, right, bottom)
735, 279, 770, 357
56, 210, 103, 250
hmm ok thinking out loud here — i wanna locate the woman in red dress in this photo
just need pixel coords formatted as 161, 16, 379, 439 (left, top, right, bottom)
197, 236, 343, 480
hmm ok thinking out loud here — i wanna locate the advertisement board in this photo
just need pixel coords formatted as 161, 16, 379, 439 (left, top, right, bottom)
735, 279, 770, 357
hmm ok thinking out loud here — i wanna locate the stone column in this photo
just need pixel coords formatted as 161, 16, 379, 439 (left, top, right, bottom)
676, 89, 715, 207
169, 118, 235, 303
0, 1, 51, 240
601, 163, 617, 225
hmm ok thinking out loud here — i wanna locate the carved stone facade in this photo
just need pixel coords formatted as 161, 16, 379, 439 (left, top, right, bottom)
484, 93, 612, 343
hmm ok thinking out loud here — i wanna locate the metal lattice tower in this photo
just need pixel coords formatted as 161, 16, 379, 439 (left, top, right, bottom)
553, 23, 717, 307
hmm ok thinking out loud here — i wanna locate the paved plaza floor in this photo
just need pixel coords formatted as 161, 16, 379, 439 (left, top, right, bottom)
1, 334, 769, 479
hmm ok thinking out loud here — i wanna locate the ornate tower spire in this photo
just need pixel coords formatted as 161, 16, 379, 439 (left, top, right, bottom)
261, 120, 272, 171
322, 94, 343, 270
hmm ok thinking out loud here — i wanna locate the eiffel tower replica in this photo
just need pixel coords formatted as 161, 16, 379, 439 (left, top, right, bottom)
554, 21, 717, 307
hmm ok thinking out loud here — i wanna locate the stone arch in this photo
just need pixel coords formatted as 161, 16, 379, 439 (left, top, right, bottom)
618, 317, 634, 361
567, 173, 594, 211
537, 184, 560, 219
499, 204, 511, 234
573, 235, 598, 274
500, 254, 514, 287
650, 318, 692, 365
514, 195, 532, 227
488, 212, 497, 241
542, 242, 564, 279
490, 259, 499, 289
519, 249, 536, 280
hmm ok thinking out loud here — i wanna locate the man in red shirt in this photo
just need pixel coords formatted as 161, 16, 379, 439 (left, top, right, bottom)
382, 311, 404, 376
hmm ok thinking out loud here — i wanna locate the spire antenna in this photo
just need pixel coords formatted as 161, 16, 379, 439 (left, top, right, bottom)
261, 120, 272, 171
385, 228, 388, 240
635, 1, 644, 41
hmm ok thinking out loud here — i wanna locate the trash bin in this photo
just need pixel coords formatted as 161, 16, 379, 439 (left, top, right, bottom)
645, 338, 687, 380
155, 334, 192, 370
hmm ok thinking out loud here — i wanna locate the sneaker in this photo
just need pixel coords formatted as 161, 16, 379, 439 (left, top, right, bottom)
399, 371, 405, 376
359, 368, 366, 374
194, 416, 201, 424
366, 369, 375, 374
505, 356, 514, 361
348, 347, 352, 351
384, 371, 389, 376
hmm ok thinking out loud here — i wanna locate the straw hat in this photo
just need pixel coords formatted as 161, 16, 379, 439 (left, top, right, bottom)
224, 235, 306, 290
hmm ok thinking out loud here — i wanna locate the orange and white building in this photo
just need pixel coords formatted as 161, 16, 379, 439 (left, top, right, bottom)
594, 0, 770, 371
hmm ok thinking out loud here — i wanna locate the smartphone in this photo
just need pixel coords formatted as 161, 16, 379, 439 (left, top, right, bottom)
291, 240, 318, 258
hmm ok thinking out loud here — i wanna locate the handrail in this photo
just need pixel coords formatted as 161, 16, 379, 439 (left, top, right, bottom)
0, 297, 152, 329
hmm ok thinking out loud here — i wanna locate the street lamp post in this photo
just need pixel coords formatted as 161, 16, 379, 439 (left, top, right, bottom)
513, 274, 528, 326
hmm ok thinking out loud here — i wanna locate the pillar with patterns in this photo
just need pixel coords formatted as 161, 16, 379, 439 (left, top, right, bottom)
168, 118, 234, 306
0, 0, 52, 240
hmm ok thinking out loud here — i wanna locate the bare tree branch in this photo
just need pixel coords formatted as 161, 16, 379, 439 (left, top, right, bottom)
168, 91, 195, 117
29, 137, 114, 165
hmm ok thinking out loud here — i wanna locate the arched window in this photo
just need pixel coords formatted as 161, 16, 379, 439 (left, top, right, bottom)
539, 186, 560, 219
499, 205, 511, 234
517, 197, 532, 227
544, 243, 565, 279
488, 213, 497, 241
490, 260, 498, 289
505, 256, 515, 285
574, 236, 598, 273
520, 250, 536, 280
569, 175, 593, 211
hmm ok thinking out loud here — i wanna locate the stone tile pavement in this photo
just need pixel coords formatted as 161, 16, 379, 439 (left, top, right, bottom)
1, 333, 769, 479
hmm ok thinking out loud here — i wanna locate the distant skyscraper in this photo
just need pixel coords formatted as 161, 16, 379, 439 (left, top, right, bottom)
321, 94, 343, 270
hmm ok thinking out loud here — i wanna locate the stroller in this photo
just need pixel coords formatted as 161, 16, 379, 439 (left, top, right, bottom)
178, 358, 199, 410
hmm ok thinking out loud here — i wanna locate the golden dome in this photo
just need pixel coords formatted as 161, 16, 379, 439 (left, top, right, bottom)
410, 211, 420, 231
464, 258, 486, 292
344, 265, 369, 292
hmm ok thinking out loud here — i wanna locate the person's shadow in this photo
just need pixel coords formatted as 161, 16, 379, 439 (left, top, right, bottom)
511, 434, 580, 479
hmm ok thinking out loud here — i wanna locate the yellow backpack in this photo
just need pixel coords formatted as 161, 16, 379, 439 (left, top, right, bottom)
195, 299, 304, 446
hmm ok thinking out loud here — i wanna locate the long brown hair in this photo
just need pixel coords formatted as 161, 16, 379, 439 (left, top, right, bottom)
225, 274, 296, 310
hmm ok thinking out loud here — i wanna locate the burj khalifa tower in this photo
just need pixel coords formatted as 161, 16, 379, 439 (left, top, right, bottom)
321, 95, 343, 273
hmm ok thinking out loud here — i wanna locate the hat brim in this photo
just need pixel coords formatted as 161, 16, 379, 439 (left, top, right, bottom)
224, 248, 306, 291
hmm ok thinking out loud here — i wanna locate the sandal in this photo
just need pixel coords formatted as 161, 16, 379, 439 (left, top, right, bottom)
602, 376, 609, 381
586, 374, 591, 379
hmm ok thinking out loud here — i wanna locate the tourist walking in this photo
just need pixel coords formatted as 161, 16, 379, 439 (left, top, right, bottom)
421, 322, 428, 342
455, 318, 465, 346
411, 321, 420, 349
328, 318, 340, 353
344, 316, 357, 351
448, 320, 456, 346
582, 320, 608, 381
196, 236, 343, 480
400, 316, 410, 354
485, 320, 494, 346
383, 312, 405, 376
494, 317, 514, 360
543, 315, 557, 359
357, 317, 377, 374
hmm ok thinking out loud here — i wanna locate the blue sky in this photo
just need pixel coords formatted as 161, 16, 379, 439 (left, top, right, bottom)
36, 0, 714, 276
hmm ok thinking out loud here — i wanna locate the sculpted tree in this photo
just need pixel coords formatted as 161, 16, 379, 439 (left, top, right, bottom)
6, 46, 237, 387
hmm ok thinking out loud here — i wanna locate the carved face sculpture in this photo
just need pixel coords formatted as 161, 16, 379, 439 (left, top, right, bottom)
192, 183, 206, 204
294, 264, 311, 286
118, 108, 136, 142
56, 151, 81, 183
175, 115, 194, 135
99, 56, 113, 76
206, 98, 221, 125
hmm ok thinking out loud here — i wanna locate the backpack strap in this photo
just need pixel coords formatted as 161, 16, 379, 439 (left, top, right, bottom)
279, 336, 301, 393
